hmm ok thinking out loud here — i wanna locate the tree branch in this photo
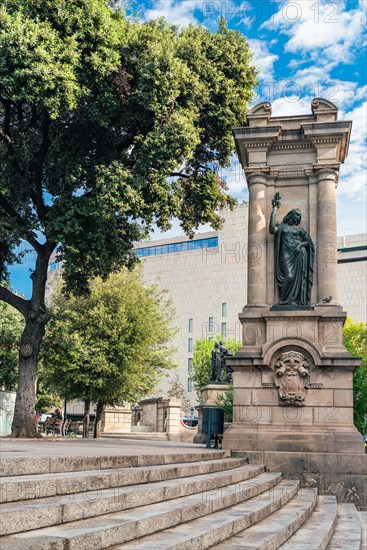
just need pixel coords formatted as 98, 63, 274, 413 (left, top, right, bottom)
0, 192, 42, 253
170, 172, 191, 179
0, 284, 29, 318
32, 111, 50, 222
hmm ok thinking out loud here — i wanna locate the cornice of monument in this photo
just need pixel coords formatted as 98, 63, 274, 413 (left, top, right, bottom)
235, 98, 352, 168
232, 126, 281, 140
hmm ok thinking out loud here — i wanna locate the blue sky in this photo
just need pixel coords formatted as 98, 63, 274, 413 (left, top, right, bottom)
9, 0, 367, 297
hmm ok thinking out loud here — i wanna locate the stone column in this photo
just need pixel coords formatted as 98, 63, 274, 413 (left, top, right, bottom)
316, 168, 339, 304
246, 172, 268, 306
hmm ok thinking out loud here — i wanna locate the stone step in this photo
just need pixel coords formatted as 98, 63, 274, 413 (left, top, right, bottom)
0, 456, 243, 504
111, 479, 299, 550
279, 495, 337, 550
0, 449, 230, 477
326, 503, 362, 549
0, 472, 284, 549
0, 463, 264, 535
102, 433, 169, 441
211, 488, 318, 549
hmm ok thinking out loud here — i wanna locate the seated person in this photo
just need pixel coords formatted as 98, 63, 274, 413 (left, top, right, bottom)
45, 408, 63, 433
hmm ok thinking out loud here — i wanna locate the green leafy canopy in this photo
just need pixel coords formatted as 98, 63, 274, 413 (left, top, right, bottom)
40, 268, 177, 405
0, 1, 258, 295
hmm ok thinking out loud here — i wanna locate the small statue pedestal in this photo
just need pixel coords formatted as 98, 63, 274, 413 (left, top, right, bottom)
194, 383, 228, 444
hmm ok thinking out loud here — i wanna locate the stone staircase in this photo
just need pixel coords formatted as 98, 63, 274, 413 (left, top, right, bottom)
0, 450, 362, 549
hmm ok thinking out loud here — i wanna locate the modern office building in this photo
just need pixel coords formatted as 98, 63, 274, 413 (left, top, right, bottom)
47, 204, 367, 406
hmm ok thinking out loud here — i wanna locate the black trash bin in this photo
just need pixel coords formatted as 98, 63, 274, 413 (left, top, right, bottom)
202, 407, 224, 448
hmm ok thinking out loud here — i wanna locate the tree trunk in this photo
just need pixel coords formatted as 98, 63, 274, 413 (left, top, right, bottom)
10, 242, 55, 438
83, 400, 90, 438
10, 319, 45, 438
93, 400, 105, 439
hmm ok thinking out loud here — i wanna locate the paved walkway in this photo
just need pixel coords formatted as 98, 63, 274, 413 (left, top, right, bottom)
0, 437, 206, 459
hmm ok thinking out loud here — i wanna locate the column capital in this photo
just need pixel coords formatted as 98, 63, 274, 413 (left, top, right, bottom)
244, 168, 269, 186
314, 165, 340, 186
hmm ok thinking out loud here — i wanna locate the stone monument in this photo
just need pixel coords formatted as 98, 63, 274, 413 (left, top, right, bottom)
222, 98, 366, 506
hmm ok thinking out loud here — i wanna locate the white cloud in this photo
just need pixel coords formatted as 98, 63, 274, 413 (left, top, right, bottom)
338, 100, 367, 197
262, 0, 366, 69
143, 0, 253, 28
247, 39, 279, 82
337, 191, 367, 235
271, 95, 312, 116
144, 0, 201, 26
220, 156, 248, 197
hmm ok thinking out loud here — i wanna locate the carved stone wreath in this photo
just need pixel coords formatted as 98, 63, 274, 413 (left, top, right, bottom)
273, 350, 310, 407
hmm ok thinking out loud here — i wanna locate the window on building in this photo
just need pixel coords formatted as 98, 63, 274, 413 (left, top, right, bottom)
222, 302, 227, 317
188, 338, 193, 352
135, 237, 219, 258
208, 317, 214, 331
187, 378, 193, 392
188, 318, 193, 333
188, 358, 193, 373
221, 323, 227, 338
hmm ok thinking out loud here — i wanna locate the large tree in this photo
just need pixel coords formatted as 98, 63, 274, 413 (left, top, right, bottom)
0, 0, 257, 436
41, 268, 177, 437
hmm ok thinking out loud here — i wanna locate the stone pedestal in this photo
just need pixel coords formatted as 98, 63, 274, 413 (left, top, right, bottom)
222, 307, 363, 454
194, 384, 228, 444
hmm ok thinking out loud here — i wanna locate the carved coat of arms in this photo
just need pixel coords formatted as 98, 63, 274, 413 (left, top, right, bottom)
273, 351, 310, 406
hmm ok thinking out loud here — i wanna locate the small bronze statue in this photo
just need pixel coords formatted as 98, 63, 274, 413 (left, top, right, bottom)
211, 342, 222, 383
269, 193, 314, 306
210, 341, 232, 383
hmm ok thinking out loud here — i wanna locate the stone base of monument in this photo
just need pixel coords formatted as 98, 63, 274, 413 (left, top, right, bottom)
194, 383, 228, 444
222, 305, 366, 506
229, 449, 367, 509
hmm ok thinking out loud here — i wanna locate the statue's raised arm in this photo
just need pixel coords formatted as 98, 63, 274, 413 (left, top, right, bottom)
269, 192, 281, 235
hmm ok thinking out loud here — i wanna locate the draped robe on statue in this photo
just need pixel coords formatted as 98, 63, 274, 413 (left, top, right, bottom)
274, 224, 314, 305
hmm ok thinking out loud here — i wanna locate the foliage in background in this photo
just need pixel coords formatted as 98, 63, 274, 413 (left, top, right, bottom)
215, 383, 233, 422
192, 336, 241, 400
343, 317, 367, 435
35, 363, 62, 413
0, 0, 257, 436
40, 268, 177, 407
167, 373, 191, 415
0, 299, 24, 390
